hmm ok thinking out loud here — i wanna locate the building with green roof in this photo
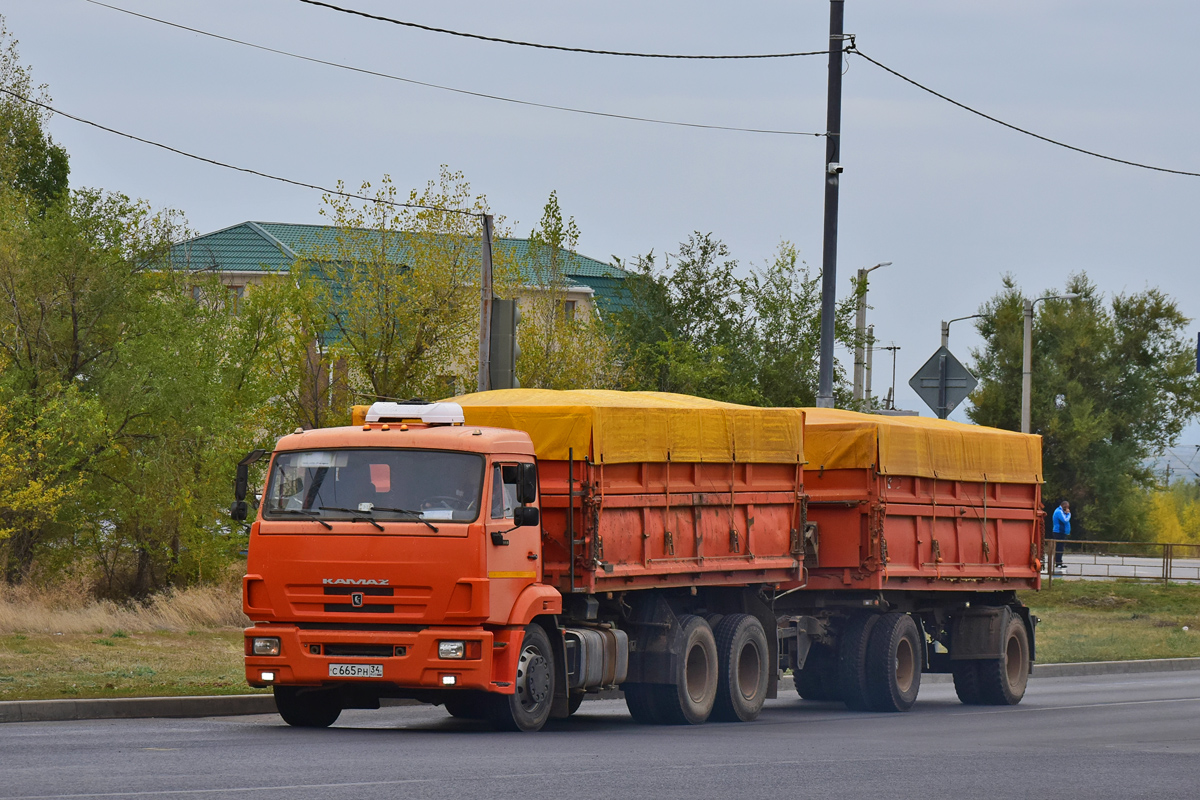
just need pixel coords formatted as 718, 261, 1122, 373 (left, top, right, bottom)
168, 221, 630, 315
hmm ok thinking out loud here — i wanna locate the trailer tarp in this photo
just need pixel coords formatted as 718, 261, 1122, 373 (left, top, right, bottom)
449, 389, 804, 465
803, 408, 1042, 484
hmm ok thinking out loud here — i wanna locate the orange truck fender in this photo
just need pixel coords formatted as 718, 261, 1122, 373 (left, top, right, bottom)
506, 583, 563, 626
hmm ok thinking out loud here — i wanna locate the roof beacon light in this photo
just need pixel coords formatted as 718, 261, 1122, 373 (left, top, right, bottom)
365, 401, 466, 426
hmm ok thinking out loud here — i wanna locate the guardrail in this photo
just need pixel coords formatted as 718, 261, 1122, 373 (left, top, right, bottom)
1044, 538, 1200, 585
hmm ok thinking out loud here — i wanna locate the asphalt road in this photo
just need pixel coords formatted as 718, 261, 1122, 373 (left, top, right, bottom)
3, 672, 1199, 800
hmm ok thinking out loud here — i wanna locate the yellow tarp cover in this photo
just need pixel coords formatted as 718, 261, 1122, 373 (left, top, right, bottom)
803, 408, 1042, 484
449, 389, 804, 464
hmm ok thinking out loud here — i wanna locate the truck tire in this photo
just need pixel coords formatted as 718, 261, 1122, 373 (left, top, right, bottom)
711, 614, 770, 722
273, 686, 342, 728
567, 691, 586, 716
864, 612, 922, 712
976, 611, 1030, 705
951, 661, 983, 705
794, 643, 841, 702
623, 683, 664, 724
489, 624, 556, 731
837, 612, 879, 711
655, 614, 719, 725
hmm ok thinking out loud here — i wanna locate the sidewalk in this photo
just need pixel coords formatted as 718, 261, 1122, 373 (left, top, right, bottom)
4, 656, 1199, 724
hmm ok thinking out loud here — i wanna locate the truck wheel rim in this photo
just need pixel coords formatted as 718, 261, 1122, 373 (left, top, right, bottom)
895, 637, 915, 693
737, 641, 762, 700
517, 645, 551, 710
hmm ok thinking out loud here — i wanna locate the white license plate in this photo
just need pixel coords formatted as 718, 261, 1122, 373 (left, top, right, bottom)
328, 663, 383, 678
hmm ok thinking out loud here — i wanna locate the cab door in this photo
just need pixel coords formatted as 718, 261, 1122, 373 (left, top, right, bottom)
485, 459, 540, 624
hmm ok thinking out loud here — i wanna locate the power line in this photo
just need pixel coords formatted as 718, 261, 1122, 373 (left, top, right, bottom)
0, 88, 478, 217
849, 45, 1200, 179
86, 1, 822, 138
297, 0, 828, 60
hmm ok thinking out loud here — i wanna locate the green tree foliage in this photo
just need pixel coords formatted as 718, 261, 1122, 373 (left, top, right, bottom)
614, 236, 856, 406
516, 191, 622, 390
969, 273, 1200, 540
302, 168, 519, 403
0, 18, 68, 207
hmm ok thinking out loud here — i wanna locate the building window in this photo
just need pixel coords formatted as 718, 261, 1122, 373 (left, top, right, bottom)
563, 299, 576, 322
228, 285, 245, 314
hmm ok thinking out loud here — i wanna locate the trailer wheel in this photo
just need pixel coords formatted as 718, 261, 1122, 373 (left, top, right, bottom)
864, 613, 922, 712
711, 614, 770, 722
977, 612, 1030, 705
623, 683, 663, 725
951, 661, 983, 705
489, 624, 556, 731
794, 643, 840, 702
273, 686, 342, 728
837, 612, 879, 711
655, 614, 719, 725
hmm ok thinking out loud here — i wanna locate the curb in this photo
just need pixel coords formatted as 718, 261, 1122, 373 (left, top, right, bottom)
3, 657, 1200, 723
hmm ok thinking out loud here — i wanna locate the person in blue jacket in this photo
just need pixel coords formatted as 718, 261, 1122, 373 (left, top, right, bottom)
1050, 501, 1071, 573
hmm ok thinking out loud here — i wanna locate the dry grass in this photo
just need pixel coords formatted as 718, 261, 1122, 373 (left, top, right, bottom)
0, 584, 249, 635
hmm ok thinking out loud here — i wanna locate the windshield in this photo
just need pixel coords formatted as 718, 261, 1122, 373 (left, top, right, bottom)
263, 449, 484, 523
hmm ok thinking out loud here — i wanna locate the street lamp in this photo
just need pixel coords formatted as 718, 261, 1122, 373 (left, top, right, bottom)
941, 314, 983, 348
853, 262, 892, 402
1021, 293, 1080, 434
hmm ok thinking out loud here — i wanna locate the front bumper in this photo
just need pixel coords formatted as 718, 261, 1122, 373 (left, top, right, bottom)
244, 624, 524, 694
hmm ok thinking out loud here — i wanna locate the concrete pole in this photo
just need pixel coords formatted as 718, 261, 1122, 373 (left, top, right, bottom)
864, 324, 875, 409
940, 320, 950, 349
1021, 298, 1033, 434
853, 268, 867, 402
815, 0, 845, 409
477, 214, 494, 393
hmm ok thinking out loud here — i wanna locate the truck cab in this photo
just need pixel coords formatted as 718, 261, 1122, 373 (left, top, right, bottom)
240, 401, 562, 730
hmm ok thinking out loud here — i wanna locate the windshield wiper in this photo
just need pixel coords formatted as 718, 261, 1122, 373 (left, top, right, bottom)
318, 507, 385, 531
273, 509, 333, 530
369, 507, 440, 533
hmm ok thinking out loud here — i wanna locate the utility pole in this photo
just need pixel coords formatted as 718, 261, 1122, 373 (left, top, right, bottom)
852, 261, 891, 402
815, 0, 845, 409
864, 324, 875, 409
477, 214, 494, 393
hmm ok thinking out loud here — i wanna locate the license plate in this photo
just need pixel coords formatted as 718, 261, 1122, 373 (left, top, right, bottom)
328, 663, 383, 678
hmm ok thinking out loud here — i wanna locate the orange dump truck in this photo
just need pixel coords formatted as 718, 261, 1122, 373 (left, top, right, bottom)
234, 390, 1042, 730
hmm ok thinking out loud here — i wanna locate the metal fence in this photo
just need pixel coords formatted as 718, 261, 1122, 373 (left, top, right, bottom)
1044, 538, 1200, 585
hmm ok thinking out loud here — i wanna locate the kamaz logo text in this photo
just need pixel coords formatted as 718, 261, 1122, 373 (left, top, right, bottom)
322, 578, 389, 586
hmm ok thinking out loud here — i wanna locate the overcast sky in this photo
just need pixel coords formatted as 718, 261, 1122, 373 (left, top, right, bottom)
5, 0, 1199, 457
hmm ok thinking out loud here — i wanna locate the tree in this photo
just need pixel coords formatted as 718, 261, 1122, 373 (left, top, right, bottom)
614, 235, 856, 406
968, 273, 1200, 540
515, 191, 622, 390
0, 17, 69, 207
302, 168, 519, 403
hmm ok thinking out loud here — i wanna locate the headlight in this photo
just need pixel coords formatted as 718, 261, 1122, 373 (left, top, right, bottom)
438, 640, 465, 659
252, 637, 281, 656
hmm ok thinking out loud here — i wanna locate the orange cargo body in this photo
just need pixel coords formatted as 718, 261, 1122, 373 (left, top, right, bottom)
796, 409, 1044, 593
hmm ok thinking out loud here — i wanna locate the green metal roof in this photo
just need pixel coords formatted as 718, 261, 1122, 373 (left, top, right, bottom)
167, 222, 628, 310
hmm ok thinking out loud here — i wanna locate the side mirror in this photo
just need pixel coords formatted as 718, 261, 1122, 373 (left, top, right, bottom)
513, 505, 540, 528
517, 462, 538, 505
233, 449, 268, 520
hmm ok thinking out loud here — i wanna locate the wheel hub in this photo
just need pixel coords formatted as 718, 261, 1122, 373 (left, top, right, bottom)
517, 647, 551, 708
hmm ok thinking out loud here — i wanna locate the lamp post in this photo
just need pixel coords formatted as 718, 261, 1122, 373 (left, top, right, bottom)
941, 313, 983, 348
853, 261, 892, 402
1021, 293, 1080, 434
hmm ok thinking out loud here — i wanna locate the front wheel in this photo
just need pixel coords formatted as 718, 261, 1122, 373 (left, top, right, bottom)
273, 686, 342, 728
977, 611, 1030, 705
488, 624, 556, 731
864, 612, 922, 712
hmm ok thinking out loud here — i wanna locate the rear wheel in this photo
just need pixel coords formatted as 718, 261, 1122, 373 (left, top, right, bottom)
273, 686, 342, 728
864, 613, 922, 712
837, 612, 879, 711
711, 614, 770, 722
794, 643, 840, 702
488, 624, 555, 731
952, 661, 983, 705
654, 614, 719, 725
623, 683, 664, 725
977, 612, 1030, 705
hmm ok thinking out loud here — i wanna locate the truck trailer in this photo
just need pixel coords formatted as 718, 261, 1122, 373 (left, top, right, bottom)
235, 389, 1042, 731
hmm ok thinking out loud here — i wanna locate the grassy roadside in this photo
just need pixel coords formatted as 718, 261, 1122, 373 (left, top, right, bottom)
1021, 580, 1200, 663
4, 581, 1200, 701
